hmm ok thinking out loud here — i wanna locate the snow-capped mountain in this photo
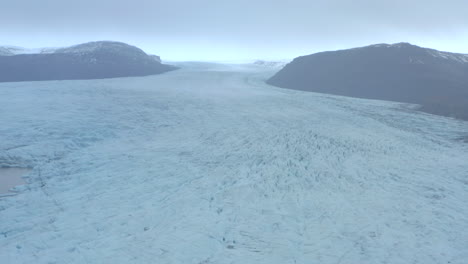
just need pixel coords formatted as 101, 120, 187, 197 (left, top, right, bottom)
0, 46, 22, 56
267, 42, 468, 120
0, 41, 177, 82
52, 41, 145, 57
0, 46, 57, 56
252, 60, 289, 68
367, 43, 468, 64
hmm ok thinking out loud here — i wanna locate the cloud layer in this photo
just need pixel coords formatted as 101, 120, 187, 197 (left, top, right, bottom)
1, 0, 467, 60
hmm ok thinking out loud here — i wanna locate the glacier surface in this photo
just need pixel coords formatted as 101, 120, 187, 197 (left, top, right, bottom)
0, 63, 468, 263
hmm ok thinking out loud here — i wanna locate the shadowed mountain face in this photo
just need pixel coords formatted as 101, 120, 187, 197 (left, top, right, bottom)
0, 41, 178, 82
267, 43, 468, 120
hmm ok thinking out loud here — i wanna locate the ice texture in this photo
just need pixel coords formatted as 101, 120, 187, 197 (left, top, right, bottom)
0, 63, 467, 263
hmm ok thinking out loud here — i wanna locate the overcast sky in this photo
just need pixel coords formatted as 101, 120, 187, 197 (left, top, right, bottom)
1, 0, 467, 61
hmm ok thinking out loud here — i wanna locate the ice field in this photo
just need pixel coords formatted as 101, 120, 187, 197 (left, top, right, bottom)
1, 63, 468, 263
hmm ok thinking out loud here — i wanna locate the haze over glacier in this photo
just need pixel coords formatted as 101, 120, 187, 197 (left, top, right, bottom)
1, 63, 467, 263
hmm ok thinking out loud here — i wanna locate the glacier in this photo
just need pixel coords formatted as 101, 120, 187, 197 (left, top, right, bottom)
0, 63, 468, 263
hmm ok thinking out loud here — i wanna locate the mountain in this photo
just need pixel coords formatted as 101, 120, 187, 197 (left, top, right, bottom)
0, 46, 20, 56
267, 43, 468, 120
0, 41, 177, 82
253, 60, 288, 68
0, 46, 57, 56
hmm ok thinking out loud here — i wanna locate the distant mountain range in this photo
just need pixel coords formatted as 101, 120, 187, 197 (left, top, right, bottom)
267, 43, 468, 120
0, 46, 58, 56
0, 41, 177, 82
253, 60, 289, 68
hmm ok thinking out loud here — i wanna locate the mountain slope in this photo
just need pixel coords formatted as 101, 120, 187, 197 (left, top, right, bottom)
267, 43, 468, 120
0, 41, 177, 82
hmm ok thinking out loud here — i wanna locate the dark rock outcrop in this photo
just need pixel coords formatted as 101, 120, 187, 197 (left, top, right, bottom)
267, 43, 468, 120
0, 41, 177, 82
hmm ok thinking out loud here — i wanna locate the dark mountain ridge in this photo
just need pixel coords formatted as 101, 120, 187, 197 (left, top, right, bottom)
0, 41, 178, 82
267, 43, 468, 120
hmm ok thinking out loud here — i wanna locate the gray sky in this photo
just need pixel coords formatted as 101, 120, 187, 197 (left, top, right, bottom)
1, 0, 467, 61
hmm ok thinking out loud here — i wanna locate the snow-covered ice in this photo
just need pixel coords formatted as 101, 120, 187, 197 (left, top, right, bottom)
0, 63, 467, 263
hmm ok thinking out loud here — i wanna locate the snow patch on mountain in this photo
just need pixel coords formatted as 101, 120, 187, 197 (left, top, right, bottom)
0, 46, 57, 56
367, 42, 415, 49
253, 60, 289, 68
426, 49, 468, 63
367, 43, 468, 64
53, 41, 147, 56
